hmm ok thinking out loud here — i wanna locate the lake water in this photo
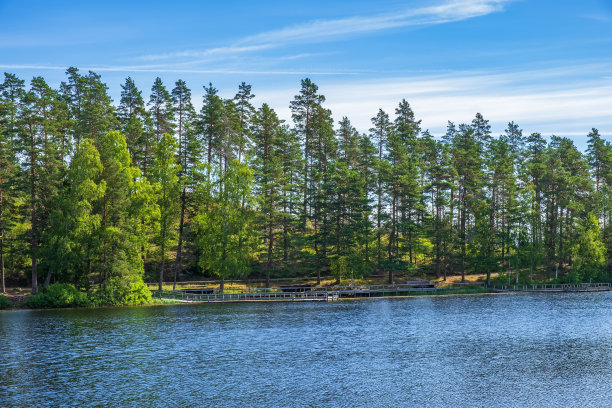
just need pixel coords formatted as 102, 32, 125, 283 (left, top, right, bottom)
1, 292, 611, 407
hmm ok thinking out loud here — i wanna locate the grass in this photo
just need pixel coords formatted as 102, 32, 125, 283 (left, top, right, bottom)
148, 298, 184, 305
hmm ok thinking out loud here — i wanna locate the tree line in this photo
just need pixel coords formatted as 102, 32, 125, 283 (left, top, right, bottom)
0, 69, 610, 297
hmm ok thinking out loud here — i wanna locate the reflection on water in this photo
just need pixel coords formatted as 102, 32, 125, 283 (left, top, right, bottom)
1, 292, 611, 407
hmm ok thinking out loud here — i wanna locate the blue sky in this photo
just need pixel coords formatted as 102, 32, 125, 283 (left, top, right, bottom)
1, 0, 611, 148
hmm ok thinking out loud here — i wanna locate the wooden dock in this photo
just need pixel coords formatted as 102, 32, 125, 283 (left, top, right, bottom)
152, 282, 610, 303
154, 281, 459, 303
490, 282, 611, 292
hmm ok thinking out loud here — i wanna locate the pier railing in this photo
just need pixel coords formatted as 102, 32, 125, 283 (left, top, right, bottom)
490, 282, 611, 292
152, 281, 486, 302
151, 282, 610, 302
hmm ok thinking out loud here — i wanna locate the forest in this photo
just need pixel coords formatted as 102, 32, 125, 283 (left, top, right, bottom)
0, 68, 610, 303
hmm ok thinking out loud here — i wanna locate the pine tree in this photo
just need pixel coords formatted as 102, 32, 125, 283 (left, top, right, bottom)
61, 68, 116, 144
151, 133, 180, 290
369, 109, 391, 267
290, 78, 325, 229
276, 125, 302, 266
335, 117, 367, 267
252, 104, 283, 286
427, 139, 453, 279
0, 74, 24, 293
451, 122, 485, 282
200, 83, 224, 173
233, 82, 255, 162
309, 106, 337, 284
393, 99, 422, 267
218, 98, 241, 170
171, 79, 197, 287
356, 133, 377, 266
148, 77, 174, 142
19, 77, 67, 292
96, 131, 153, 287
118, 77, 149, 170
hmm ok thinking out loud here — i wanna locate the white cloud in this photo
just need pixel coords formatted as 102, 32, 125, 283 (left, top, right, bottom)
137, 45, 274, 62
0, 64, 356, 76
254, 63, 612, 142
139, 0, 514, 62
241, 0, 510, 45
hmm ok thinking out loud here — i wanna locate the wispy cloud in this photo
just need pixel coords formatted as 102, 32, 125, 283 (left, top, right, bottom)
139, 0, 514, 62
581, 13, 612, 23
138, 45, 274, 62
241, 0, 511, 45
255, 62, 612, 144
0, 64, 358, 76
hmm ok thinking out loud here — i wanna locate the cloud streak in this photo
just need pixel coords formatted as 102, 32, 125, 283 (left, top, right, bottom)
139, 0, 514, 62
0, 64, 358, 76
254, 62, 612, 145
241, 0, 510, 45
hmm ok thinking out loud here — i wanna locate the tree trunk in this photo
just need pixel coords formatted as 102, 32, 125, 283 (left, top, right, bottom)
159, 239, 165, 291
1, 236, 5, 294
44, 269, 53, 287
174, 186, 187, 291
30, 125, 38, 295
31, 236, 38, 295
0, 187, 4, 293
460, 194, 466, 283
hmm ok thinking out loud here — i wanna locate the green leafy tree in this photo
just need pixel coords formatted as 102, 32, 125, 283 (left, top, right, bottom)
47, 139, 104, 287
571, 213, 607, 281
194, 159, 257, 291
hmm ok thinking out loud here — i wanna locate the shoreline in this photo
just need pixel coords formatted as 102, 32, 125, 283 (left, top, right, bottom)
2, 283, 609, 311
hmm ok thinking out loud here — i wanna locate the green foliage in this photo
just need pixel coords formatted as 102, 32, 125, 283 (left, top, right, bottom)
90, 277, 152, 306
194, 159, 258, 283
0, 295, 10, 309
1, 70, 611, 296
25, 279, 151, 308
330, 256, 349, 282
331, 252, 371, 283
150, 133, 180, 288
26, 283, 90, 308
571, 213, 607, 282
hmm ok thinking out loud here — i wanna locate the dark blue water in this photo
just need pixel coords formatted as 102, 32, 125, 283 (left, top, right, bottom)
1, 292, 611, 407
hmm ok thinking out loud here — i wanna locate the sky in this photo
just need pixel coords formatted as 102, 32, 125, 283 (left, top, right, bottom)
1, 0, 611, 149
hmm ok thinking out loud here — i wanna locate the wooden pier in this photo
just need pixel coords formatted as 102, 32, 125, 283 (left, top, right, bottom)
152, 281, 611, 303
490, 282, 611, 292
153, 281, 459, 303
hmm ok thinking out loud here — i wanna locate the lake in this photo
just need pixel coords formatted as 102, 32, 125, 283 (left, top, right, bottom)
1, 292, 611, 407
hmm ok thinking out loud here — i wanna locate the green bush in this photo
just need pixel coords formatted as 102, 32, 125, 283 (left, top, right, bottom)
90, 277, 152, 306
0, 295, 11, 309
26, 283, 91, 308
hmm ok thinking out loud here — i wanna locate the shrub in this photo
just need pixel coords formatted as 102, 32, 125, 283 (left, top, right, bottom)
26, 283, 90, 308
0, 295, 11, 309
90, 277, 152, 306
